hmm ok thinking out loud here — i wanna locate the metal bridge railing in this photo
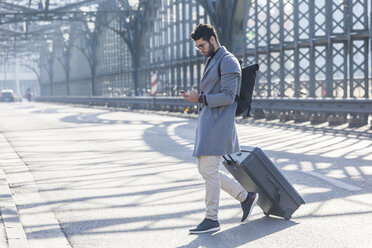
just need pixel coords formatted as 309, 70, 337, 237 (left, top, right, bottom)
36, 96, 372, 128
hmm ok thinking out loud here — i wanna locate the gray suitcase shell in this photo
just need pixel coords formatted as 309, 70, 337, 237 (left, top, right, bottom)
223, 147, 305, 220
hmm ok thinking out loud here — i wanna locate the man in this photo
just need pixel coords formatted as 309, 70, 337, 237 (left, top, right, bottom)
181, 24, 259, 234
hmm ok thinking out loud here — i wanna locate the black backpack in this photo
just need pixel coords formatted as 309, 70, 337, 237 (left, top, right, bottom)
218, 58, 259, 116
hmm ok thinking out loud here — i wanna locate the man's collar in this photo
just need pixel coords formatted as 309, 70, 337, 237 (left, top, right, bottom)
208, 47, 221, 61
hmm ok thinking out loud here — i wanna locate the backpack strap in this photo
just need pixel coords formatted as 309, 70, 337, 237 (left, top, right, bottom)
218, 55, 242, 100
218, 62, 221, 79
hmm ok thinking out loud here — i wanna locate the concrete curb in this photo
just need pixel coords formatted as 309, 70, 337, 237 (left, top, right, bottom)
0, 167, 29, 248
0, 132, 71, 248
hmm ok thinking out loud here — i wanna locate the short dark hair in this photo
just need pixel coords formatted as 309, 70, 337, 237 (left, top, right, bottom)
190, 23, 218, 42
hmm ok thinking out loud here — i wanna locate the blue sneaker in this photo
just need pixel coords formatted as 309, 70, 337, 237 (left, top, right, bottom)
189, 218, 220, 234
241, 192, 259, 222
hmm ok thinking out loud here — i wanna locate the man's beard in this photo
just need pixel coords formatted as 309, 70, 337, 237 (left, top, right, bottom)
206, 42, 215, 57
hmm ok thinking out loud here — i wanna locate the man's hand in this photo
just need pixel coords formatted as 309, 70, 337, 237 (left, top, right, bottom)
181, 90, 200, 103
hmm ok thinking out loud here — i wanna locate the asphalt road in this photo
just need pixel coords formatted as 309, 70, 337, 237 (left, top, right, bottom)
0, 102, 371, 248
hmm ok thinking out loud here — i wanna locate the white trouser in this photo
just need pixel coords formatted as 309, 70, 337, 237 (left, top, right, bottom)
197, 155, 248, 221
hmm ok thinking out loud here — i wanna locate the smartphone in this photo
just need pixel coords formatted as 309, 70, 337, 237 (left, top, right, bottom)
179, 90, 186, 94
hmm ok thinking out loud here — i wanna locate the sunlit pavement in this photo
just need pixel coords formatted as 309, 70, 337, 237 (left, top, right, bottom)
0, 102, 371, 248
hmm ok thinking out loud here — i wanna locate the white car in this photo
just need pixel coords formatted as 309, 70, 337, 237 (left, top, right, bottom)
0, 89, 18, 102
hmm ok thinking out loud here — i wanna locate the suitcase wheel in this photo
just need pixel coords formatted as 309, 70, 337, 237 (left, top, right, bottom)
283, 213, 292, 220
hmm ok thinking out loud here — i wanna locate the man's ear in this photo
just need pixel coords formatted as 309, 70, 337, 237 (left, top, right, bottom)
210, 36, 216, 44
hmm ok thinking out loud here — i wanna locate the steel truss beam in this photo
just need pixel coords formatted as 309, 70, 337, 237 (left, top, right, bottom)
0, 2, 36, 12
0, 10, 103, 25
0, 0, 104, 13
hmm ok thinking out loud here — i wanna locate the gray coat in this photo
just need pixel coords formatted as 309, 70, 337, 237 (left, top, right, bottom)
193, 46, 241, 157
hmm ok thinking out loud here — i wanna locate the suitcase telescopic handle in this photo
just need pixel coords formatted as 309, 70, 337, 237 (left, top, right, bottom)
222, 155, 236, 164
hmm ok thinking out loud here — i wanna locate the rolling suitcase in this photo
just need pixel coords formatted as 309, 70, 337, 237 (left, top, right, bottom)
223, 146, 305, 220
